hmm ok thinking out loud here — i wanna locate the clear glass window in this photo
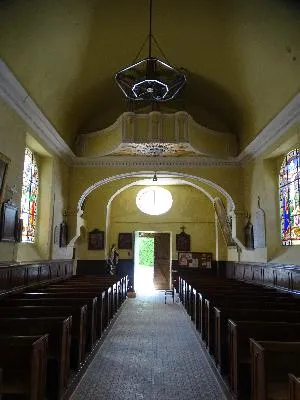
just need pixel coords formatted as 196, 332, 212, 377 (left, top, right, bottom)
136, 186, 173, 215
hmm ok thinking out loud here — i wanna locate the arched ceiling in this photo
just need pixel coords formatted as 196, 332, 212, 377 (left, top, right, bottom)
0, 0, 299, 151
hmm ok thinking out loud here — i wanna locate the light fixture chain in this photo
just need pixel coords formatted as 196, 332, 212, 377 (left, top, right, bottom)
132, 34, 150, 64
151, 35, 170, 65
149, 0, 152, 58
115, 0, 186, 102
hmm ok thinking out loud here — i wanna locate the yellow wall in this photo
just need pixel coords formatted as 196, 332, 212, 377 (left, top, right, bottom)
75, 181, 231, 261
241, 123, 300, 263
1, 0, 299, 267
51, 158, 73, 260
0, 0, 298, 150
109, 185, 217, 260
227, 0, 300, 148
1, 87, 300, 265
0, 98, 71, 262
0, 98, 27, 261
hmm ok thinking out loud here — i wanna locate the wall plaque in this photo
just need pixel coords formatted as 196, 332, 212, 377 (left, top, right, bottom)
88, 229, 104, 250
254, 197, 266, 248
118, 232, 133, 249
176, 229, 191, 251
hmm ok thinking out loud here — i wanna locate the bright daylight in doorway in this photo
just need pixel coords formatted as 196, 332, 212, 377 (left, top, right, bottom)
134, 232, 155, 294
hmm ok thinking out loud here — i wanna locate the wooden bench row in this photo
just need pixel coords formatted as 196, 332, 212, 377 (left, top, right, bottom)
0, 273, 128, 400
178, 272, 300, 400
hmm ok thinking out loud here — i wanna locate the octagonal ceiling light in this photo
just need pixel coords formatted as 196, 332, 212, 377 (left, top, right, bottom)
115, 0, 186, 102
116, 58, 186, 102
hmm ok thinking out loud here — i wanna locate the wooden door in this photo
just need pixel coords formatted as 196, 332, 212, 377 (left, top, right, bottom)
154, 233, 171, 290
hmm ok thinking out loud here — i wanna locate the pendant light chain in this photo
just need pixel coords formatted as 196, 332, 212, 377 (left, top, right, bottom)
115, 0, 186, 101
149, 0, 152, 58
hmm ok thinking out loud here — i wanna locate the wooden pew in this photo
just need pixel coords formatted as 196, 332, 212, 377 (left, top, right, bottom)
214, 308, 300, 376
180, 276, 282, 315
37, 286, 110, 332
193, 282, 286, 333
206, 295, 300, 355
45, 284, 113, 320
289, 374, 300, 400
5, 295, 97, 350
0, 317, 71, 400
55, 279, 118, 312
0, 304, 87, 370
0, 335, 48, 400
203, 293, 294, 346
62, 274, 128, 306
250, 340, 300, 400
227, 320, 300, 399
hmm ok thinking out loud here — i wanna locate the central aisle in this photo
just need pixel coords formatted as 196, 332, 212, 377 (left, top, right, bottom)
70, 292, 230, 400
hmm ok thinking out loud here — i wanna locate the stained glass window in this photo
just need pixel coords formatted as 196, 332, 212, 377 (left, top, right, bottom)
280, 149, 300, 245
20, 148, 39, 242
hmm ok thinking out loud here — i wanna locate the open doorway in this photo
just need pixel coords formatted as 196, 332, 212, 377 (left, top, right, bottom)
134, 231, 171, 294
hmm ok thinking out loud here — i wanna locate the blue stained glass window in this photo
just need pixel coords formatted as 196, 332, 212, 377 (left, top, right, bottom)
280, 149, 300, 245
20, 148, 39, 243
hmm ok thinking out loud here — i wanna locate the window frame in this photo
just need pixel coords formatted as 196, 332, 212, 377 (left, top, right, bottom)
20, 147, 39, 243
279, 148, 300, 246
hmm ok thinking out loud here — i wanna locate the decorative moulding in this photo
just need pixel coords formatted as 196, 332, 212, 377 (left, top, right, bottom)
73, 156, 239, 168
237, 93, 300, 163
77, 171, 236, 212
0, 59, 76, 164
77, 111, 237, 159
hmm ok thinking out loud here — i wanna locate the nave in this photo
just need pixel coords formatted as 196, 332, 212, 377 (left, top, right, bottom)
70, 291, 230, 400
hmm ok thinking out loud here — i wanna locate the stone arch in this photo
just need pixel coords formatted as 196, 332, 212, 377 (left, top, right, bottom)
72, 171, 238, 258
77, 171, 235, 211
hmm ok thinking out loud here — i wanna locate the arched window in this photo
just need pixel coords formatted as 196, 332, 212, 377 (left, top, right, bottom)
20, 148, 39, 242
279, 149, 300, 245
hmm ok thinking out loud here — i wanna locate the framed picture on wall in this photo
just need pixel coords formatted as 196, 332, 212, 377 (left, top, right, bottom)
118, 232, 132, 249
178, 251, 193, 267
176, 231, 191, 251
0, 152, 10, 206
0, 201, 18, 242
88, 229, 104, 250
178, 251, 212, 268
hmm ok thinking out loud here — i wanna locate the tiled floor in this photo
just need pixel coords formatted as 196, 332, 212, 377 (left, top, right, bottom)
70, 292, 230, 400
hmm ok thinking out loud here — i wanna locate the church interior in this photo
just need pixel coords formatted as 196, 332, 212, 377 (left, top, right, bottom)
0, 0, 299, 399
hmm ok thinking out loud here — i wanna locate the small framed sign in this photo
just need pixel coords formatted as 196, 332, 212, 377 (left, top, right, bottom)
118, 232, 132, 249
176, 231, 191, 251
88, 229, 104, 250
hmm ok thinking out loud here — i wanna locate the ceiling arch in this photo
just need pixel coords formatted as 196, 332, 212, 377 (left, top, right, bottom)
0, 0, 298, 151
77, 171, 235, 211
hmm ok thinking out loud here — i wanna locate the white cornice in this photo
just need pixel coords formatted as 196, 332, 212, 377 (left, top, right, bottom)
0, 59, 299, 167
73, 156, 240, 168
0, 59, 76, 164
237, 93, 300, 163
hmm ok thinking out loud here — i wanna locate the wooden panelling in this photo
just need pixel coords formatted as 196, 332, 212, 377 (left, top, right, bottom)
0, 260, 73, 295
225, 261, 300, 293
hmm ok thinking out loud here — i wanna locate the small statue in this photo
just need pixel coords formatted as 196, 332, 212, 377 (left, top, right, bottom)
107, 244, 119, 275
244, 213, 254, 249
